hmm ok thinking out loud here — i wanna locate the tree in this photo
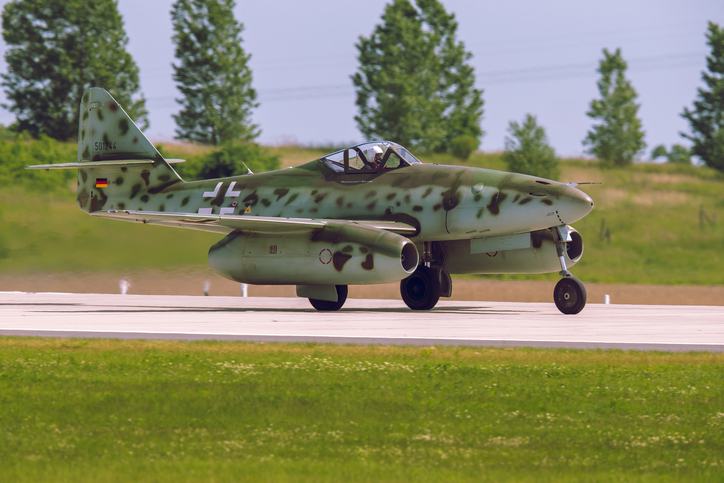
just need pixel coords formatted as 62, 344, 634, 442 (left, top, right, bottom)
352, 0, 483, 156
501, 114, 560, 180
172, 0, 258, 146
1, 0, 147, 141
681, 22, 724, 173
651, 144, 691, 164
583, 48, 645, 166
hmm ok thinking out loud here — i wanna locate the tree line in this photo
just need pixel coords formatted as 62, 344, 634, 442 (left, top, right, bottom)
1, 0, 723, 179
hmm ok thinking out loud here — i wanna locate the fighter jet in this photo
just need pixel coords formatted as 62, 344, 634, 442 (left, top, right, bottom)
27, 88, 594, 314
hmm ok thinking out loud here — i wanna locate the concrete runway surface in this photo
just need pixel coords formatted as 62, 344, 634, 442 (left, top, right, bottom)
1, 291, 723, 352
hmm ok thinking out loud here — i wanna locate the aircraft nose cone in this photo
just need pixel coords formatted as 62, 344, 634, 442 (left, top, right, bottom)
557, 185, 594, 224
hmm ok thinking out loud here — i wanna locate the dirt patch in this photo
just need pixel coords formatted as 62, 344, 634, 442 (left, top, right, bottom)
2, 269, 722, 306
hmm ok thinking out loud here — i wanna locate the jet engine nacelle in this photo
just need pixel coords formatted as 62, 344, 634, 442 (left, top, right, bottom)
441, 226, 584, 274
208, 224, 419, 285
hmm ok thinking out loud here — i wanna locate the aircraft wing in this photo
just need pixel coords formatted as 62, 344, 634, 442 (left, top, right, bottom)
92, 210, 417, 236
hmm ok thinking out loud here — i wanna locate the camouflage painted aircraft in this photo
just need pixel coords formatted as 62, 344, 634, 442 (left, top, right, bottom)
27, 88, 594, 314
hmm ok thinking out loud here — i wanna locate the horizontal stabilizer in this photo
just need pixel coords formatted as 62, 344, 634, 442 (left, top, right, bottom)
26, 159, 185, 170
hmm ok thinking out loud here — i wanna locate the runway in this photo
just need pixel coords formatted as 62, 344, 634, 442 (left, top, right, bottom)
1, 291, 723, 352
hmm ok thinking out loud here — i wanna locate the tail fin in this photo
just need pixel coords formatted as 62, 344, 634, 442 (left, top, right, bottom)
25, 88, 186, 213
73, 88, 184, 213
78, 87, 163, 163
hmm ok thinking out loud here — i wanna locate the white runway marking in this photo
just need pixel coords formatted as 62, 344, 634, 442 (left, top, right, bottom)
1, 292, 723, 352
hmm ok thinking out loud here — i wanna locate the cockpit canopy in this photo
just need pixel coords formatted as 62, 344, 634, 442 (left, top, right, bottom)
320, 141, 422, 174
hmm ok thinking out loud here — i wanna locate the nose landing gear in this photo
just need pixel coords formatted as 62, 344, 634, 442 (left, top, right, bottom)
553, 225, 587, 315
554, 277, 587, 314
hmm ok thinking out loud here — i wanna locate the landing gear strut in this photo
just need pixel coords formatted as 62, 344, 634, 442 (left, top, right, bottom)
553, 225, 587, 314
309, 285, 348, 311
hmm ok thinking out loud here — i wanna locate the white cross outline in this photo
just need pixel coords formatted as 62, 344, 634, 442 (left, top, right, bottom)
202, 182, 222, 198
225, 181, 241, 197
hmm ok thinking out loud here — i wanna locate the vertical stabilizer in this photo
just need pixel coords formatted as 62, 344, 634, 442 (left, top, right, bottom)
78, 87, 162, 162
75, 88, 184, 213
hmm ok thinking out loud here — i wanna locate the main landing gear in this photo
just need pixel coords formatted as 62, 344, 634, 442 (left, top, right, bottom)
553, 226, 587, 314
400, 266, 440, 310
308, 285, 348, 311
400, 242, 451, 311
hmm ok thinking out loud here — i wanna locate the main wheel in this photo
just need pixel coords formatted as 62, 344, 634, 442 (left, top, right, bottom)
400, 266, 440, 310
309, 285, 348, 311
554, 277, 587, 315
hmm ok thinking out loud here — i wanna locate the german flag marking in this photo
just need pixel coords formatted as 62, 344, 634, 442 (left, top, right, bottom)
95, 178, 108, 188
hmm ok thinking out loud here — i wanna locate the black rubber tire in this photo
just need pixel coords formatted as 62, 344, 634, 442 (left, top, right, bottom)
309, 285, 348, 311
554, 277, 587, 315
400, 266, 441, 310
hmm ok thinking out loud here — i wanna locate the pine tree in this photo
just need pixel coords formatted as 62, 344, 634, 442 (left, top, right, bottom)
502, 114, 560, 180
172, 0, 258, 146
681, 22, 724, 173
583, 48, 645, 166
1, 0, 147, 141
352, 0, 483, 155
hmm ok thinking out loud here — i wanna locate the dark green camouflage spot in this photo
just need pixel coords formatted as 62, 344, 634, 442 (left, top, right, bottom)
422, 187, 433, 198
118, 119, 129, 135
332, 251, 352, 271
285, 193, 299, 206
413, 205, 423, 212
273, 188, 289, 201
261, 199, 271, 207
342, 245, 354, 253
140, 195, 149, 203
487, 191, 508, 215
361, 254, 374, 270
130, 183, 142, 199
115, 177, 123, 186
181, 196, 190, 207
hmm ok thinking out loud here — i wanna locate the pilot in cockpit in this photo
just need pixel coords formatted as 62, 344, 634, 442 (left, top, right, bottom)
365, 145, 384, 169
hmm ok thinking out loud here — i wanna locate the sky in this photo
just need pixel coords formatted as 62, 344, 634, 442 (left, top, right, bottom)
0, 0, 723, 158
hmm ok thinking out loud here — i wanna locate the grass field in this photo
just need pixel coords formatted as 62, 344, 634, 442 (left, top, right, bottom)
1, 337, 724, 482
1, 144, 724, 285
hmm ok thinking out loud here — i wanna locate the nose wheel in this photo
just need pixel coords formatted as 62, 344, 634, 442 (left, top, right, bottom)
554, 277, 587, 314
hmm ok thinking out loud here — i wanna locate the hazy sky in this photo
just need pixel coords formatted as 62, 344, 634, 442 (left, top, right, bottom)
1, 0, 723, 158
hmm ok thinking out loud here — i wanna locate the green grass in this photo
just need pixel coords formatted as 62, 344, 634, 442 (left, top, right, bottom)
1, 338, 723, 482
2, 143, 724, 284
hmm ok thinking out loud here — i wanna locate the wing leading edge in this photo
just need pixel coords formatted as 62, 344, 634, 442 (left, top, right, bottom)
92, 210, 418, 236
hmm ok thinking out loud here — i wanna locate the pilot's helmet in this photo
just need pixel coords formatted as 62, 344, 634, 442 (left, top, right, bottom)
366, 145, 384, 164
